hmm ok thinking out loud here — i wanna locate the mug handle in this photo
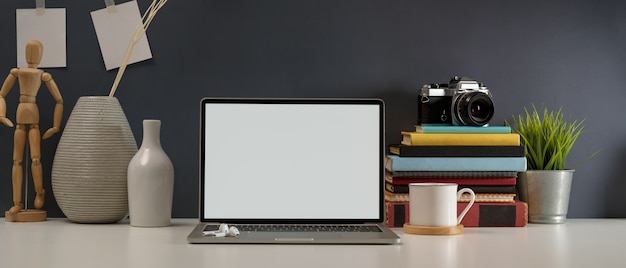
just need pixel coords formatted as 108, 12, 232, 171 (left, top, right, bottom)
456, 188, 476, 225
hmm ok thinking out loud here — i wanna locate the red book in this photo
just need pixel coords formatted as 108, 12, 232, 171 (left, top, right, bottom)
385, 200, 528, 228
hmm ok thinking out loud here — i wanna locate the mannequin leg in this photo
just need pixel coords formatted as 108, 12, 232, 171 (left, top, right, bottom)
29, 125, 45, 209
9, 125, 26, 214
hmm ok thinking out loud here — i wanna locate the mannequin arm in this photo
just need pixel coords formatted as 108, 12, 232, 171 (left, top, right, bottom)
42, 72, 63, 140
0, 69, 17, 128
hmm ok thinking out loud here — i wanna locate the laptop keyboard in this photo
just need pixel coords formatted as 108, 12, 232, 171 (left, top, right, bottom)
205, 225, 382, 232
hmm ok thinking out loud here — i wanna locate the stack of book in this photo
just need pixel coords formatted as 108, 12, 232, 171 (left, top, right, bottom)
384, 125, 528, 227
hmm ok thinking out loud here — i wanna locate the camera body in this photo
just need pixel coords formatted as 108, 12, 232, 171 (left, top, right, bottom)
418, 76, 494, 126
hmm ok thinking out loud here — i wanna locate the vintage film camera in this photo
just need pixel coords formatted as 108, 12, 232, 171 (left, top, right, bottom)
418, 76, 494, 126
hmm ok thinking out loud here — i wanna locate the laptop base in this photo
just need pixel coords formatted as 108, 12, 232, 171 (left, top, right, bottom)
188, 223, 401, 244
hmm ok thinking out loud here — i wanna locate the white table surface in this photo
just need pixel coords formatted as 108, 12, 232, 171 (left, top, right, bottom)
1, 218, 625, 268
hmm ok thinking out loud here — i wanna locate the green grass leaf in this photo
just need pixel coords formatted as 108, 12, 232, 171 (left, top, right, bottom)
505, 105, 596, 170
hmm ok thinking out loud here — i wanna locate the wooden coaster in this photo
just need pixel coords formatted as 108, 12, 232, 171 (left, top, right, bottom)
5, 209, 47, 222
403, 223, 464, 235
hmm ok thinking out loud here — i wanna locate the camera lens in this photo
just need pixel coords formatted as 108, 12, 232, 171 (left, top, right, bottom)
454, 92, 494, 126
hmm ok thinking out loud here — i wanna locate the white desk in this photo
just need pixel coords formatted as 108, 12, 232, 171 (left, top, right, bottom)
1, 218, 625, 268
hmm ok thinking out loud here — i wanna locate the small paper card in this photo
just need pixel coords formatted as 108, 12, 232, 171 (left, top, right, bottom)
16, 8, 67, 68
91, 0, 153, 70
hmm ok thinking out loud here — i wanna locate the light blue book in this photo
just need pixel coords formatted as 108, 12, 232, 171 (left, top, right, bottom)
385, 155, 527, 172
414, 125, 512, 133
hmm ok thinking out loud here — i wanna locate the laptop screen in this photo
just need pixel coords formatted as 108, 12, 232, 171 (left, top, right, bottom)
200, 98, 384, 223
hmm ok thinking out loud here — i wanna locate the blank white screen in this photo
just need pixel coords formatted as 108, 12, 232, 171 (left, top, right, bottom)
202, 101, 381, 220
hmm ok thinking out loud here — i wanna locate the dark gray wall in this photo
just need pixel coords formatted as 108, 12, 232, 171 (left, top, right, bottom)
1, 0, 625, 218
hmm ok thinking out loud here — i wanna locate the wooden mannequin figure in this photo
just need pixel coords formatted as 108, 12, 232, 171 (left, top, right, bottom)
1, 40, 63, 222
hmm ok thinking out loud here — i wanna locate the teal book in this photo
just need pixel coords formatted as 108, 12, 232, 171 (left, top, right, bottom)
384, 155, 527, 172
414, 125, 511, 133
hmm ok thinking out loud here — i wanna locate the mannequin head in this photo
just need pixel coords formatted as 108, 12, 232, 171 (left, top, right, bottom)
25, 40, 43, 68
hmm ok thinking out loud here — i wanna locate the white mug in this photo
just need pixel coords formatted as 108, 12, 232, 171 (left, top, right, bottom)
408, 183, 476, 227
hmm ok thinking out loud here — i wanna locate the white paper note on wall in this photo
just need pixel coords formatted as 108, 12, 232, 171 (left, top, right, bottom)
91, 0, 153, 70
16, 8, 67, 68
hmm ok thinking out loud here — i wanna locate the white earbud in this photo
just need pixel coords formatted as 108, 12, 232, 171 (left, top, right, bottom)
228, 226, 240, 237
218, 224, 229, 233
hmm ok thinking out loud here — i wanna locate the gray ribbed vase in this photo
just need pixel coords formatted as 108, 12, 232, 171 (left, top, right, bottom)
51, 96, 137, 223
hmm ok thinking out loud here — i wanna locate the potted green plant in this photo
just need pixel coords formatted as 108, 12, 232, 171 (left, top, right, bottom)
507, 105, 598, 224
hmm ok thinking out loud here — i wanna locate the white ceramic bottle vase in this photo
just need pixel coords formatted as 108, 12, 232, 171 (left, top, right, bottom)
127, 119, 175, 227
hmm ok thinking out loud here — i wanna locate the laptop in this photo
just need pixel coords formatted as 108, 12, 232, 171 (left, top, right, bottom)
187, 98, 400, 244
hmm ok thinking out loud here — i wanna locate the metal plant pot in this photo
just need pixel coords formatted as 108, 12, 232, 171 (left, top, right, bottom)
517, 170, 574, 224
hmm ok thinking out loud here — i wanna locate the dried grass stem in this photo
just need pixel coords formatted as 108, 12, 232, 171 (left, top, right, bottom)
109, 0, 168, 97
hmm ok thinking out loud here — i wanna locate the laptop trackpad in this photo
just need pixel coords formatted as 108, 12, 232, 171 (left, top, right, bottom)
248, 232, 340, 240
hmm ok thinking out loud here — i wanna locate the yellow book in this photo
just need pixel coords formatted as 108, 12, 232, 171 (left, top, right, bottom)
400, 132, 520, 146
